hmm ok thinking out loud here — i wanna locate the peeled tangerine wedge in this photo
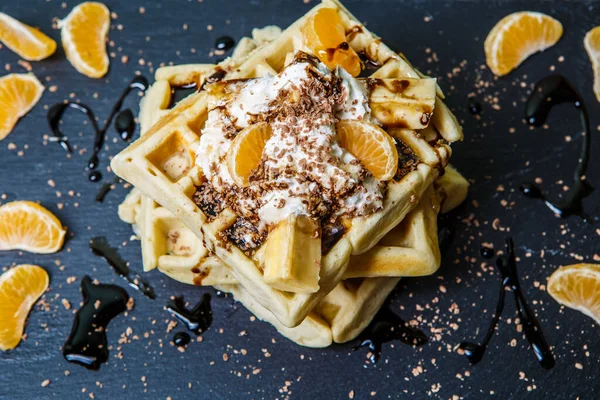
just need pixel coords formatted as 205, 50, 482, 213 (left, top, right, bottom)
0, 201, 66, 254
0, 264, 49, 351
0, 13, 56, 61
336, 120, 398, 181
584, 26, 600, 102
547, 264, 600, 325
302, 7, 361, 77
484, 12, 563, 76
227, 122, 272, 187
263, 215, 321, 294
59, 2, 110, 78
0, 73, 44, 140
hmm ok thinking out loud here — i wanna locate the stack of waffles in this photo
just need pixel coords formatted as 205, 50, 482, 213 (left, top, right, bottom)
113, 0, 469, 347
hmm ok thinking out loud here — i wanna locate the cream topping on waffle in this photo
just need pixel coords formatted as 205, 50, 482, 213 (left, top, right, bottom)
196, 52, 384, 234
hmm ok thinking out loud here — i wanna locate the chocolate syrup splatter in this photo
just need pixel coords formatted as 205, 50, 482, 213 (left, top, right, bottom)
173, 332, 191, 346
468, 98, 482, 115
353, 305, 428, 363
480, 245, 494, 259
47, 76, 149, 181
89, 237, 156, 299
88, 170, 102, 183
62, 276, 129, 370
166, 294, 212, 334
95, 182, 113, 203
459, 238, 555, 369
215, 36, 235, 51
521, 74, 593, 221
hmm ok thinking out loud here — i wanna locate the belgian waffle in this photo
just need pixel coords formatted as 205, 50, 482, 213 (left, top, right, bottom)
111, 0, 463, 327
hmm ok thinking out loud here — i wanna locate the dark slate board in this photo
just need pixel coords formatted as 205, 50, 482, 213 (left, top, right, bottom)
1, 0, 599, 399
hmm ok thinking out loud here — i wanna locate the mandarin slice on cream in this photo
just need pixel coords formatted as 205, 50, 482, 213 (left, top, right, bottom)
227, 122, 272, 187
336, 120, 398, 181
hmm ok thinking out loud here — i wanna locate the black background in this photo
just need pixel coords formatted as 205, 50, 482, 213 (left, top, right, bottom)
0, 1, 599, 399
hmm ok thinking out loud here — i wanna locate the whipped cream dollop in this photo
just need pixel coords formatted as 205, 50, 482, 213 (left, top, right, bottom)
196, 52, 385, 234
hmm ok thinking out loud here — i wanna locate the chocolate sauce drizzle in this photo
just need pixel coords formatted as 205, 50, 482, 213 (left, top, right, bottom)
353, 305, 428, 363
166, 294, 213, 334
89, 236, 156, 299
62, 276, 130, 370
47, 76, 149, 182
520, 75, 593, 221
459, 238, 555, 369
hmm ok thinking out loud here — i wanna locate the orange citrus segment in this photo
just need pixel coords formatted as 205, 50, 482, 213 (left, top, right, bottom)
0, 73, 44, 140
302, 7, 362, 77
547, 264, 600, 325
59, 2, 110, 78
0, 201, 66, 254
227, 122, 273, 187
336, 120, 398, 181
484, 12, 563, 76
584, 26, 600, 102
0, 264, 49, 351
0, 13, 56, 61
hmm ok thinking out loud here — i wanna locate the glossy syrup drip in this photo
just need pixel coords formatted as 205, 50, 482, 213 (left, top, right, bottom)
166, 294, 213, 334
521, 74, 593, 221
62, 276, 129, 370
353, 306, 428, 363
89, 236, 156, 299
47, 76, 149, 181
173, 332, 191, 346
215, 36, 235, 51
95, 182, 112, 203
114, 109, 135, 141
199, 68, 226, 91
459, 238, 555, 369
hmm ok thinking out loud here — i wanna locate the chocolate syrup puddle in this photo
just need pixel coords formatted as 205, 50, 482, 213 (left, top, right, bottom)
89, 237, 156, 299
459, 238, 555, 369
521, 74, 593, 221
173, 331, 191, 346
47, 76, 149, 181
114, 109, 135, 141
168, 83, 198, 109
353, 306, 427, 363
215, 36, 235, 51
62, 276, 129, 370
166, 294, 212, 334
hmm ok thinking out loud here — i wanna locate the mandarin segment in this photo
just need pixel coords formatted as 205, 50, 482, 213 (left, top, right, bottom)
227, 122, 272, 187
59, 2, 110, 78
302, 7, 361, 77
0, 201, 66, 254
0, 73, 44, 140
0, 264, 49, 351
484, 12, 563, 76
0, 13, 56, 61
547, 264, 600, 325
335, 120, 398, 181
584, 26, 600, 102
